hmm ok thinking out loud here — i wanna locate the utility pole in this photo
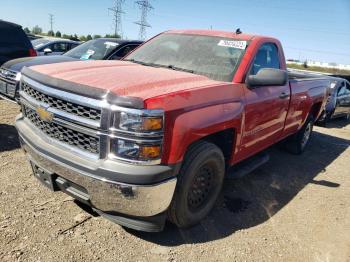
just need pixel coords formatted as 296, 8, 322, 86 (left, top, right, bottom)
49, 14, 54, 33
134, 0, 153, 40
108, 0, 125, 38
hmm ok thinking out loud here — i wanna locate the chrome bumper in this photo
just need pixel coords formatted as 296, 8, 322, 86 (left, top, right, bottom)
16, 114, 177, 217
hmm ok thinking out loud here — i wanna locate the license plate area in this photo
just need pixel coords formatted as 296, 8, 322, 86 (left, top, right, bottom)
30, 161, 90, 204
31, 162, 58, 191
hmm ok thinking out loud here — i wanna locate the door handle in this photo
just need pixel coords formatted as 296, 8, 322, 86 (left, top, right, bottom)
279, 92, 289, 99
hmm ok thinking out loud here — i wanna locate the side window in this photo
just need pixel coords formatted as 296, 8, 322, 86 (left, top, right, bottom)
337, 82, 346, 96
250, 43, 280, 75
111, 45, 138, 60
50, 43, 68, 52
70, 43, 80, 50
346, 82, 350, 94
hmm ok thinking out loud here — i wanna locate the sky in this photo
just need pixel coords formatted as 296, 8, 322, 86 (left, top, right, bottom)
1, 0, 350, 64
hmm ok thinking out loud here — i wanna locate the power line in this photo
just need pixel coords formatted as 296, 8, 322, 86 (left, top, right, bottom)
49, 14, 54, 32
108, 0, 125, 38
134, 0, 153, 40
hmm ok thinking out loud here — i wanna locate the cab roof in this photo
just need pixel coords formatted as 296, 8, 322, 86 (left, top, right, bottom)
165, 29, 271, 41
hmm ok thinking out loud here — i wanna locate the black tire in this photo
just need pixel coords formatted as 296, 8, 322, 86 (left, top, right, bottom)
285, 115, 314, 155
167, 141, 225, 228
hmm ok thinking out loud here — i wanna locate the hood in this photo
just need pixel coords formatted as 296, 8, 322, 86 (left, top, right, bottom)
2, 55, 77, 72
27, 60, 222, 101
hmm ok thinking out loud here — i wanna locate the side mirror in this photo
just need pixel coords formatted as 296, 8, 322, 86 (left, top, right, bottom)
247, 68, 288, 88
44, 48, 52, 55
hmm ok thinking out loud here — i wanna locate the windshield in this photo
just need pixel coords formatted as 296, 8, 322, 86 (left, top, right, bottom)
64, 39, 120, 60
125, 33, 247, 82
31, 39, 50, 49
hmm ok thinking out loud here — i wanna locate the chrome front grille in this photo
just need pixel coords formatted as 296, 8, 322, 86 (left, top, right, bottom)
22, 81, 102, 122
0, 67, 17, 84
24, 106, 100, 154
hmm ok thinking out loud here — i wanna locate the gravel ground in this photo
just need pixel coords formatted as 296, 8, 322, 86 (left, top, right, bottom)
0, 98, 349, 262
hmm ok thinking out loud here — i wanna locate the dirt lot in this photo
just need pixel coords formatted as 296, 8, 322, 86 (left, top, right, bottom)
0, 98, 349, 262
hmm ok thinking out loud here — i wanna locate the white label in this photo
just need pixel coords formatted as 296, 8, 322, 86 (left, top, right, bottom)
86, 49, 95, 55
218, 40, 247, 49
104, 41, 119, 47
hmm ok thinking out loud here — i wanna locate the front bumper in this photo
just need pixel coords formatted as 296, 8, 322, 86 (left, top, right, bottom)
15, 114, 178, 228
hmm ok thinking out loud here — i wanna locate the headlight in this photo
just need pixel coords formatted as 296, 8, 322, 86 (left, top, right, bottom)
109, 108, 164, 164
110, 139, 162, 162
113, 110, 164, 133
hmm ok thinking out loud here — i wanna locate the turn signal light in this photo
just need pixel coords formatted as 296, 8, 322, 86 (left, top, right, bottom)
142, 118, 163, 131
139, 145, 161, 159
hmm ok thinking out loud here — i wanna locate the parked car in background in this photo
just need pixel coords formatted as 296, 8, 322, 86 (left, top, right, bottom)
16, 30, 329, 232
31, 38, 81, 56
318, 77, 350, 124
0, 20, 36, 66
0, 38, 142, 101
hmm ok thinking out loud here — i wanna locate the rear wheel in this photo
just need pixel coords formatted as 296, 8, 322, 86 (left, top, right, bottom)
285, 115, 314, 155
167, 141, 225, 228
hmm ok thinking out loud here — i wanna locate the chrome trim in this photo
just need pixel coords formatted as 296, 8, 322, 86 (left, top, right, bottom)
22, 75, 106, 110
108, 154, 162, 165
20, 75, 166, 165
19, 131, 177, 217
20, 91, 101, 129
23, 117, 99, 160
21, 98, 99, 138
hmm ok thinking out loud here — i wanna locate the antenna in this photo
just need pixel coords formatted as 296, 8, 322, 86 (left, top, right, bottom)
134, 0, 153, 40
49, 14, 54, 33
108, 0, 125, 38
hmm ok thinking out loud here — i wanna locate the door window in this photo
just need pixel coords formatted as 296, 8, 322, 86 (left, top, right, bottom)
337, 82, 346, 96
111, 45, 138, 60
250, 43, 280, 75
50, 43, 68, 52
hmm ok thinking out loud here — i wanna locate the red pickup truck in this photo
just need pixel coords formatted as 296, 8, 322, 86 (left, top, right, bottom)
15, 30, 329, 232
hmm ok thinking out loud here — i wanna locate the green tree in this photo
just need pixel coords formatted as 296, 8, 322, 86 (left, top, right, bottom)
69, 34, 79, 41
93, 34, 102, 39
55, 31, 62, 38
32, 25, 43, 35
62, 34, 70, 39
86, 35, 93, 41
23, 27, 30, 34
79, 35, 87, 42
105, 34, 121, 39
48, 30, 55, 37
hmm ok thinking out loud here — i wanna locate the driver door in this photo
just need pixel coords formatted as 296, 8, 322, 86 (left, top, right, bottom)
239, 43, 290, 158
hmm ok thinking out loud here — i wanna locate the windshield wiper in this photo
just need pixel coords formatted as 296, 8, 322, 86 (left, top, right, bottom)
125, 59, 194, 74
124, 58, 151, 66
166, 65, 194, 74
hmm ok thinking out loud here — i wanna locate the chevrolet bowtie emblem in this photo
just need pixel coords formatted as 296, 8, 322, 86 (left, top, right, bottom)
36, 107, 53, 122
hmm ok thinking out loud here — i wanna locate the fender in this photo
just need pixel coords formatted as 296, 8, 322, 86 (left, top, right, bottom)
145, 83, 245, 165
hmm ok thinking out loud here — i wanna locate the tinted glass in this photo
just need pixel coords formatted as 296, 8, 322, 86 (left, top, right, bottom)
50, 43, 68, 52
337, 82, 346, 96
0, 26, 30, 47
31, 39, 51, 49
64, 39, 119, 60
250, 43, 280, 75
112, 45, 138, 59
126, 34, 246, 82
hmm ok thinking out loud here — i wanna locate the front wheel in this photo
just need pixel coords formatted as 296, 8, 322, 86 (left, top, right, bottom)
285, 115, 314, 155
167, 141, 225, 228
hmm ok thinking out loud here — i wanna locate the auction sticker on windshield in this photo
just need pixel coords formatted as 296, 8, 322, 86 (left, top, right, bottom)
218, 40, 247, 49
104, 42, 119, 48
80, 49, 95, 60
